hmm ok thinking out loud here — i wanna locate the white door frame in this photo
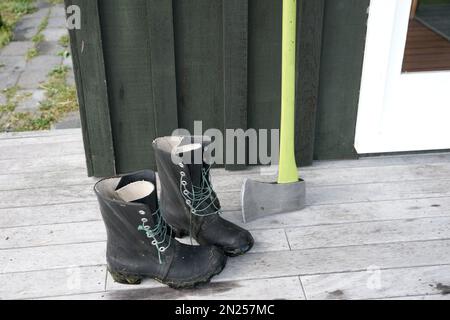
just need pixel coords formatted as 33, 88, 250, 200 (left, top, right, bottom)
355, 0, 450, 154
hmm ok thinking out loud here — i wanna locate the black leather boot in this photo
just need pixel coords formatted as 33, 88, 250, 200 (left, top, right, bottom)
153, 136, 254, 257
94, 170, 227, 289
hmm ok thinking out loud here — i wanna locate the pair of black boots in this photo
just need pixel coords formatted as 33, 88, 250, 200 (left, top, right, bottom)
94, 136, 254, 289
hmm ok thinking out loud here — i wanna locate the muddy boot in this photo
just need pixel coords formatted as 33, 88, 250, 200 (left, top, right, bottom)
94, 170, 227, 289
153, 136, 254, 257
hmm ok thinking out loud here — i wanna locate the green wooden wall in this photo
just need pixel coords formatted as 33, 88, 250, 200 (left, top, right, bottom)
66, 0, 368, 177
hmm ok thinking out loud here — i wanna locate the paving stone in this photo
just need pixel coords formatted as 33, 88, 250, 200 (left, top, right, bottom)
35, 0, 52, 10
0, 56, 26, 90
36, 41, 64, 56
0, 93, 7, 106
0, 41, 34, 57
0, 73, 20, 90
42, 28, 67, 42
14, 16, 42, 32
66, 70, 76, 87
13, 23, 39, 42
23, 8, 49, 22
47, 16, 67, 29
52, 111, 81, 129
62, 55, 73, 68
15, 89, 46, 113
50, 4, 66, 18
13, 5, 51, 41
17, 55, 62, 89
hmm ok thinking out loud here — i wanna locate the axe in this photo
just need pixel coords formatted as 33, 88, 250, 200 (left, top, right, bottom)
241, 0, 306, 223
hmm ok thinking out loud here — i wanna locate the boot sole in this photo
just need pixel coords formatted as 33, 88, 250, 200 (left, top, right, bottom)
108, 256, 227, 290
174, 227, 255, 257
223, 240, 254, 257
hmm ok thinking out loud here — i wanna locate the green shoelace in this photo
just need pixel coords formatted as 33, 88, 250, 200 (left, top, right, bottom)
179, 165, 222, 244
179, 166, 222, 217
137, 209, 172, 264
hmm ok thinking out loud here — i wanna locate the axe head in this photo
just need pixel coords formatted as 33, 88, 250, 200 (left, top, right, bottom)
241, 178, 306, 223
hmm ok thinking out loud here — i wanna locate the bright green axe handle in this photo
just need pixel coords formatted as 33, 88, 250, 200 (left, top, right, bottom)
278, 0, 299, 184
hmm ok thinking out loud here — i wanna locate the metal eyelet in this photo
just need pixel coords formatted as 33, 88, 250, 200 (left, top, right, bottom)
183, 190, 189, 196
139, 210, 146, 215
181, 181, 187, 186
178, 163, 184, 168
180, 171, 186, 177
186, 200, 191, 205
191, 209, 197, 214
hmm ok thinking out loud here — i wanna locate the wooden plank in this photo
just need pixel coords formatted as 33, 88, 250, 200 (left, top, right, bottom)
304, 179, 450, 207
2, 190, 450, 234
0, 202, 100, 229
295, 0, 324, 166
286, 217, 450, 251
97, 0, 158, 174
146, 0, 178, 138
48, 277, 304, 300
4, 238, 450, 287
314, 0, 369, 160
0, 133, 81, 147
4, 195, 450, 232
223, 0, 248, 171
66, 0, 116, 177
210, 152, 450, 173
217, 178, 450, 211
173, 0, 225, 139
310, 152, 450, 169
0, 141, 84, 160
0, 154, 86, 175
210, 162, 450, 192
0, 266, 106, 300
215, 239, 450, 282
0, 221, 106, 249
0, 221, 287, 253
0, 242, 105, 274
301, 265, 450, 300
403, 19, 450, 72
222, 197, 450, 231
0, 170, 97, 191
4, 178, 450, 211
0, 128, 81, 140
247, 0, 282, 166
0, 185, 95, 209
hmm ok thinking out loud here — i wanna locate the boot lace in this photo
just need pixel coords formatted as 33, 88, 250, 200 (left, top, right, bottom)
179, 164, 222, 244
137, 208, 172, 264
179, 165, 222, 217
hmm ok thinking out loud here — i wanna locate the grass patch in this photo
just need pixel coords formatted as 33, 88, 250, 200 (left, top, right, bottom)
0, 86, 30, 118
2, 65, 79, 131
0, 0, 36, 48
26, 13, 49, 60
58, 34, 69, 47
25, 46, 38, 59
0, 86, 19, 114
58, 35, 71, 59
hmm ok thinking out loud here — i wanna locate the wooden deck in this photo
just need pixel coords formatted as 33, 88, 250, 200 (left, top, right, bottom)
1, 129, 450, 300
402, 19, 450, 72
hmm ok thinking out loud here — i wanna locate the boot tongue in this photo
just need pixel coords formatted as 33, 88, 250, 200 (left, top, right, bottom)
115, 174, 158, 213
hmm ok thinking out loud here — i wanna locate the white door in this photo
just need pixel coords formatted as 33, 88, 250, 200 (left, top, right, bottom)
355, 0, 450, 154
